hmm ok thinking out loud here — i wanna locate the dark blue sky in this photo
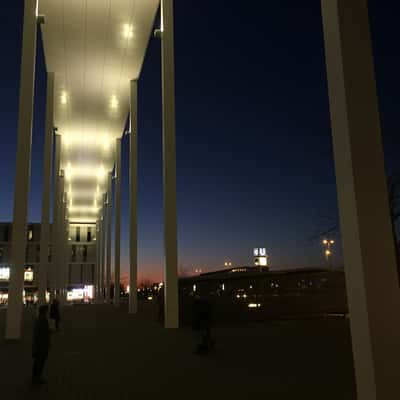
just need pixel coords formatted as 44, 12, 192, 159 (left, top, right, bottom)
0, 1, 399, 281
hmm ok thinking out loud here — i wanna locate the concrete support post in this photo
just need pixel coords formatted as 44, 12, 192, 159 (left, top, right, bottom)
56, 174, 65, 300
97, 215, 103, 302
63, 195, 70, 300
95, 220, 100, 300
321, 1, 400, 398
101, 193, 107, 301
5, 0, 38, 339
161, 0, 179, 328
52, 134, 61, 294
106, 173, 112, 303
129, 80, 138, 314
57, 174, 65, 295
114, 138, 122, 306
38, 72, 54, 306
60, 198, 67, 304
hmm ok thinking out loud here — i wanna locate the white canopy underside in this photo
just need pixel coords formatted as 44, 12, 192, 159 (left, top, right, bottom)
39, 0, 160, 222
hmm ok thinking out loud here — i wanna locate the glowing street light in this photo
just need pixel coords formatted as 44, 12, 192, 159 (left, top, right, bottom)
224, 261, 232, 268
322, 239, 335, 268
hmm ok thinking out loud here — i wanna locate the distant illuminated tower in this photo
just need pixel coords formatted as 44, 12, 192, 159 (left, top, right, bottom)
253, 247, 268, 269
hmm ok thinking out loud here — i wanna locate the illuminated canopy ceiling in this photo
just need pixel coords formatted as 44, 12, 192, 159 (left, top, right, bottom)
39, 0, 160, 223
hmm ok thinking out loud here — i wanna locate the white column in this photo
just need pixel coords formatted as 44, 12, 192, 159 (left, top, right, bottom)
129, 80, 138, 314
97, 215, 103, 302
55, 176, 65, 302
56, 173, 65, 297
61, 198, 68, 303
114, 138, 122, 306
63, 197, 70, 300
321, 1, 400, 398
95, 220, 100, 300
160, 0, 179, 328
106, 173, 112, 303
101, 193, 107, 301
5, 0, 38, 339
51, 134, 61, 295
38, 72, 54, 306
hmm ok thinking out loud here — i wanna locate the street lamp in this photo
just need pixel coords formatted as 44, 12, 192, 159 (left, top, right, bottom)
322, 239, 335, 269
224, 261, 232, 268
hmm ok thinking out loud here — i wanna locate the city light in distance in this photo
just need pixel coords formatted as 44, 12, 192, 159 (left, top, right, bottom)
248, 303, 261, 308
224, 261, 232, 267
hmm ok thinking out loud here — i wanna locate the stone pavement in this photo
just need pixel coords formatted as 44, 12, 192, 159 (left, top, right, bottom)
0, 302, 356, 399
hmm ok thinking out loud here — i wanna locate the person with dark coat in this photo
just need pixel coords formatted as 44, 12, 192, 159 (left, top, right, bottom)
157, 287, 165, 323
49, 298, 61, 331
192, 293, 215, 355
32, 305, 51, 385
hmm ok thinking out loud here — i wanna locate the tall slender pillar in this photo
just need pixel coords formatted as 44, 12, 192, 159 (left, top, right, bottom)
52, 134, 61, 295
5, 0, 39, 339
101, 193, 107, 301
60, 198, 68, 304
56, 173, 65, 298
38, 72, 55, 306
114, 138, 122, 306
63, 196, 69, 300
106, 173, 112, 303
160, 0, 179, 328
321, 1, 400, 398
95, 220, 100, 300
129, 80, 138, 314
97, 216, 103, 302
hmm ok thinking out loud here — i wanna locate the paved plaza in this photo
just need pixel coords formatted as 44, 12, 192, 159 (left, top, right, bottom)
0, 303, 356, 399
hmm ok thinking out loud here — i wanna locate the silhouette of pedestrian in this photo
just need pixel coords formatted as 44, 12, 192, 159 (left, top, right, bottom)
49, 298, 61, 331
32, 305, 51, 385
192, 293, 215, 355
157, 287, 164, 323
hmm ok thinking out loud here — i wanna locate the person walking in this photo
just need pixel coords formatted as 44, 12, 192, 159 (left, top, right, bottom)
192, 293, 215, 355
32, 305, 51, 385
49, 298, 61, 331
157, 287, 165, 323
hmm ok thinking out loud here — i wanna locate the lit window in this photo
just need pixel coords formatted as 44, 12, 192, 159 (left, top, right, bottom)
24, 268, 34, 282
0, 267, 10, 281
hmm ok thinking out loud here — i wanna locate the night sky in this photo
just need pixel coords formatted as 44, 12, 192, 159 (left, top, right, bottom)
0, 1, 399, 282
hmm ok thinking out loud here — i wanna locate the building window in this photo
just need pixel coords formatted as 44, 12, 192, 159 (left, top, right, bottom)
87, 228, 92, 242
0, 247, 3, 262
24, 267, 34, 282
76, 227, 80, 242
36, 245, 40, 262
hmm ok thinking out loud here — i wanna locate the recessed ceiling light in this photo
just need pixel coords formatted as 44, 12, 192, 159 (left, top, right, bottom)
123, 24, 134, 39
110, 95, 119, 109
61, 92, 68, 105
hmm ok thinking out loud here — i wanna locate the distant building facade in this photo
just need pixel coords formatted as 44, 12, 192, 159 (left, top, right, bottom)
0, 222, 97, 303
